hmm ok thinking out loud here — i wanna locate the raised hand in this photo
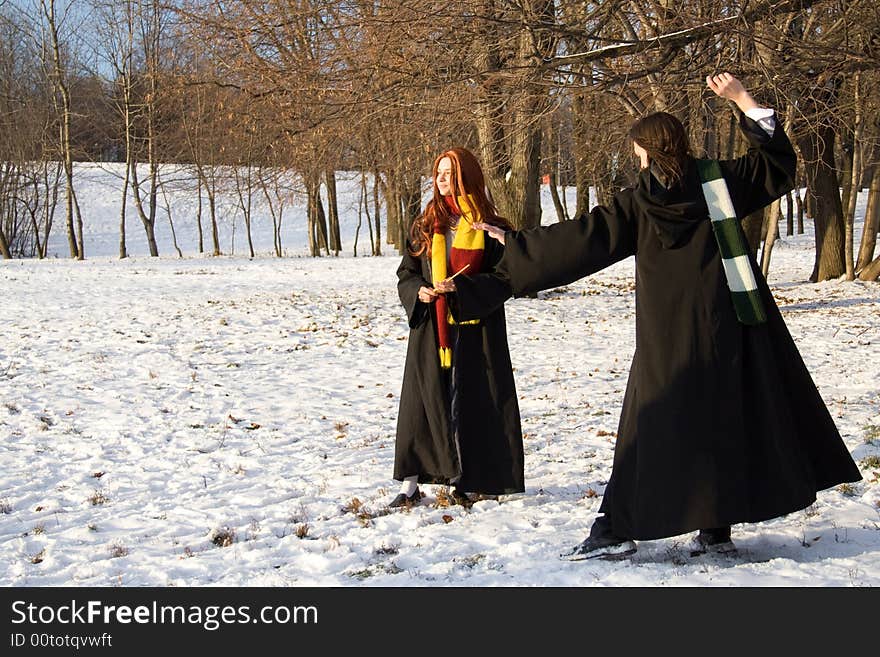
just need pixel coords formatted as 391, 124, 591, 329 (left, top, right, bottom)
706, 72, 758, 113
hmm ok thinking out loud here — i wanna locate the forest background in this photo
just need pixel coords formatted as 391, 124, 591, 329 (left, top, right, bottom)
1, 0, 878, 280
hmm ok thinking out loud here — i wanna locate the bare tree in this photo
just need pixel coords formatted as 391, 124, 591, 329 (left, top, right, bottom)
95, 0, 137, 258
39, 0, 84, 258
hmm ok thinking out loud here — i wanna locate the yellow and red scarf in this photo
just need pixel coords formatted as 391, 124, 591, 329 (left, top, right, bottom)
431, 195, 485, 368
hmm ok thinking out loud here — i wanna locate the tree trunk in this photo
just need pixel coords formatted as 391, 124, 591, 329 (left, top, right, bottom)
504, 111, 543, 229
196, 174, 204, 254
471, 0, 553, 230
234, 166, 255, 258
548, 171, 566, 222
25, 170, 44, 259
571, 94, 592, 217
359, 171, 372, 257
372, 169, 382, 256
795, 171, 805, 235
785, 191, 793, 237
40, 162, 60, 258
158, 178, 182, 258
0, 227, 10, 259
325, 170, 341, 255
382, 174, 400, 250
307, 175, 328, 256
43, 0, 81, 259
857, 254, 880, 281
119, 126, 130, 259
798, 125, 846, 281
130, 161, 159, 257
208, 173, 220, 256
761, 199, 781, 277
401, 173, 422, 249
856, 166, 879, 272
146, 163, 159, 258
258, 169, 284, 258
742, 209, 764, 256
306, 189, 317, 257
843, 71, 862, 281
354, 175, 364, 257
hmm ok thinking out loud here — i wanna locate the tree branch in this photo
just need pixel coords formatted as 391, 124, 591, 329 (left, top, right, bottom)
546, 0, 820, 68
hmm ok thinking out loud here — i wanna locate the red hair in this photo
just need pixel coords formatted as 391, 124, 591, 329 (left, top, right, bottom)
408, 147, 511, 256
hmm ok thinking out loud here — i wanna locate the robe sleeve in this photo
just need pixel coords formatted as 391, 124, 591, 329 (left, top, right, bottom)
449, 237, 514, 322
397, 246, 431, 328
493, 191, 638, 298
721, 111, 797, 220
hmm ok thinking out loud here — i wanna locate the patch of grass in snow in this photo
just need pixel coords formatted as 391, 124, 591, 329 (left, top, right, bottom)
863, 424, 880, 445
342, 497, 375, 527
88, 490, 108, 506
247, 519, 261, 540
347, 563, 403, 580
109, 544, 129, 558
342, 497, 363, 514
210, 527, 236, 547
454, 554, 486, 569
859, 455, 880, 470
0, 499, 12, 514
837, 483, 858, 497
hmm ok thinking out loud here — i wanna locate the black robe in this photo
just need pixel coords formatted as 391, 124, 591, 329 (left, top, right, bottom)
468, 113, 861, 539
395, 235, 525, 495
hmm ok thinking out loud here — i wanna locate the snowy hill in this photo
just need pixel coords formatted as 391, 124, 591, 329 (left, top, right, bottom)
1, 163, 878, 586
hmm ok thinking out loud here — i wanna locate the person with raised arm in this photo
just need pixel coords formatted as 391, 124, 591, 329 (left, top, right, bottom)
465, 73, 861, 559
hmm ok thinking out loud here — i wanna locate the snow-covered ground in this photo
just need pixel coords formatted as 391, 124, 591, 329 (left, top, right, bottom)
1, 164, 878, 586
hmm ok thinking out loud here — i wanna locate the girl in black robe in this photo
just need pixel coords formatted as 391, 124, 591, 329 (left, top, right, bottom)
390, 147, 525, 508
462, 73, 861, 558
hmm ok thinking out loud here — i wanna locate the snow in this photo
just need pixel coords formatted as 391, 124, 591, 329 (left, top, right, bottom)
1, 163, 878, 587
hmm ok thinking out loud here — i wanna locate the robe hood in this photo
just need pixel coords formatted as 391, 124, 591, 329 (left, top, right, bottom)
633, 159, 707, 249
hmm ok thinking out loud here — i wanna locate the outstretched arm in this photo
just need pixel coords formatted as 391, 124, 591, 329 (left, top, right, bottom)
475, 192, 638, 299
706, 73, 796, 218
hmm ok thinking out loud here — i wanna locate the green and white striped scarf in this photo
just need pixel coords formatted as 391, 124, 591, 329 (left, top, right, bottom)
696, 159, 766, 325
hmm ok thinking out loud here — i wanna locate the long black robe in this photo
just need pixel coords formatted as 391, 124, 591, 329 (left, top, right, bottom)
462, 113, 861, 539
395, 235, 524, 495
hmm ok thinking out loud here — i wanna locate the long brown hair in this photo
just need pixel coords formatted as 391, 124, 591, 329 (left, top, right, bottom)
628, 112, 692, 188
409, 147, 511, 256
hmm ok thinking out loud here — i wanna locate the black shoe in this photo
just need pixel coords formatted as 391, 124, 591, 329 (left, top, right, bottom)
388, 488, 421, 508
561, 535, 637, 561
450, 488, 472, 507
689, 528, 737, 556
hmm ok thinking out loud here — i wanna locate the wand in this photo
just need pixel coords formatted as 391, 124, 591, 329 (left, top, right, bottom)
447, 263, 470, 280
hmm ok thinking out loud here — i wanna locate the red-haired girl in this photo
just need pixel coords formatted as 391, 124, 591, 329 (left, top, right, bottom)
390, 147, 524, 508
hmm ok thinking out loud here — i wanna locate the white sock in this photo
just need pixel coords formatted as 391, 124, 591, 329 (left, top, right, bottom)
400, 476, 418, 496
